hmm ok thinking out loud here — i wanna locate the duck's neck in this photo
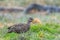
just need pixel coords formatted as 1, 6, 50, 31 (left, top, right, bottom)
27, 21, 31, 26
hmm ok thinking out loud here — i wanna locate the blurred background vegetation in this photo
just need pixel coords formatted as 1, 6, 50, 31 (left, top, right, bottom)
0, 0, 60, 7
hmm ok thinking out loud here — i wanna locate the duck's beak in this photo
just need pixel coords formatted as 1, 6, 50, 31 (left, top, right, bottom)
32, 18, 42, 24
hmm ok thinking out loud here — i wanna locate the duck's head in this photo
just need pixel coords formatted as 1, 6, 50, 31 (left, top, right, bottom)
28, 17, 42, 24
28, 17, 34, 22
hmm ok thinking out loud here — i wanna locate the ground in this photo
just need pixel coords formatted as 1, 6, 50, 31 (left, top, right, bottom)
0, 12, 60, 40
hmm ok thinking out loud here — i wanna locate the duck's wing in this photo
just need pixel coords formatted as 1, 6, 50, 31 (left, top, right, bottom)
8, 23, 30, 33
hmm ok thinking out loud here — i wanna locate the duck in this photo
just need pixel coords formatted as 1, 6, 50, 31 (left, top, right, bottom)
8, 17, 34, 33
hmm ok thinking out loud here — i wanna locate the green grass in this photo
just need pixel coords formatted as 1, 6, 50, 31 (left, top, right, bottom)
0, 23, 60, 40
0, 13, 60, 40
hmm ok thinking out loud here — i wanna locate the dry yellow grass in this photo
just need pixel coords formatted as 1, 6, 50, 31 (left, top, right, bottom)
0, 23, 4, 28
32, 18, 42, 25
4, 22, 14, 27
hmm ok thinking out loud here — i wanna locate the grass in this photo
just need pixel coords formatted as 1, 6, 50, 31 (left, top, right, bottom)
0, 13, 60, 40
0, 23, 60, 40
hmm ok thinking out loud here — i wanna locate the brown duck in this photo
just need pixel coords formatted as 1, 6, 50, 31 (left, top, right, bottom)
8, 17, 34, 33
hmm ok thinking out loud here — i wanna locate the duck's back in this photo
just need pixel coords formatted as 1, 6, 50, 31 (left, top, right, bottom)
8, 23, 30, 33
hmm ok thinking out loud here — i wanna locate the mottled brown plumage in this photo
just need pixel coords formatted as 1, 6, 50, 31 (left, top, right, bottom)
8, 17, 33, 33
